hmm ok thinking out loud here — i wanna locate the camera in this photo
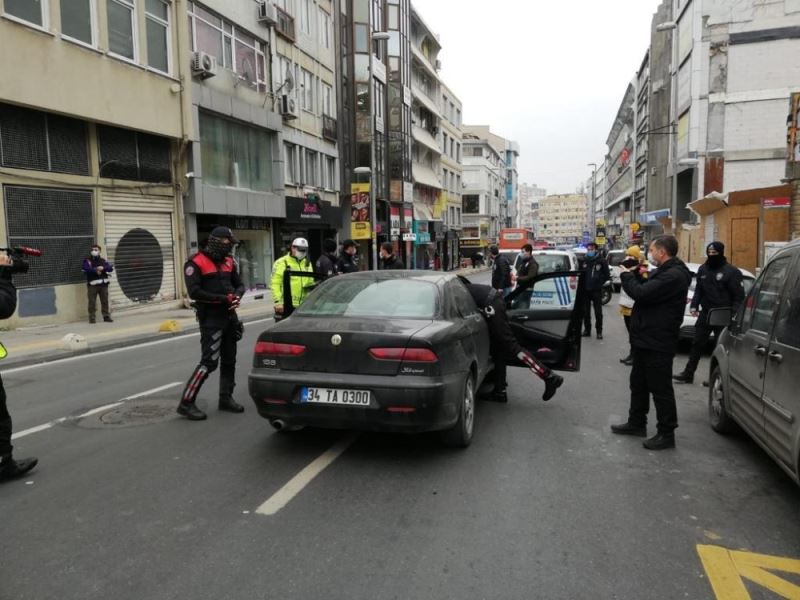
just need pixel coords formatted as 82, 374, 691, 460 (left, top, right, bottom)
621, 256, 639, 270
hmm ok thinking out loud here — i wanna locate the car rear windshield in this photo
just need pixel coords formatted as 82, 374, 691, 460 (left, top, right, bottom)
295, 278, 437, 319
608, 253, 625, 266
534, 254, 571, 273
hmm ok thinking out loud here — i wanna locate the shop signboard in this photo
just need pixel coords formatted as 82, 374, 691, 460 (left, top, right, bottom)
351, 183, 370, 224
351, 221, 371, 240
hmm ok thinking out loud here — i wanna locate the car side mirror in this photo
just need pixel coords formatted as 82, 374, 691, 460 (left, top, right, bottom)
707, 307, 733, 328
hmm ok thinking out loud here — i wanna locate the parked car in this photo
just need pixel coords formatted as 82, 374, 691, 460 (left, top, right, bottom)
249, 270, 587, 447
707, 239, 800, 485
607, 250, 626, 291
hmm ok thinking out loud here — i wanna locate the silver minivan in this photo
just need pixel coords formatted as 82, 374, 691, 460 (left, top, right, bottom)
708, 239, 800, 485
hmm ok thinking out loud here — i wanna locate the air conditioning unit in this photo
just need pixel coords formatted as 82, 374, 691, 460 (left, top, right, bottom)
257, 1, 277, 25
280, 94, 299, 119
435, 59, 442, 70
191, 51, 217, 79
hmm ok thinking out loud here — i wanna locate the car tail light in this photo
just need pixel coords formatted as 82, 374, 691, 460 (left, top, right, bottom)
263, 398, 288, 405
387, 406, 416, 413
369, 347, 438, 362
255, 341, 306, 357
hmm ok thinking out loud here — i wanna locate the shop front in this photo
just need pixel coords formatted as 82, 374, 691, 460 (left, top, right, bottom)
280, 195, 342, 265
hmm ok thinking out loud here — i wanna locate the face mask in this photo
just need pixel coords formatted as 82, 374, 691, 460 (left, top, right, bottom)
294, 249, 307, 259
206, 236, 231, 262
91, 250, 100, 257
586, 251, 597, 258
648, 252, 659, 267
707, 254, 724, 269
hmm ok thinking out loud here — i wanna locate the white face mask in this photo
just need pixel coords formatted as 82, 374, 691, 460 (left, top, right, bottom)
294, 249, 307, 259
647, 252, 659, 266
91, 250, 100, 257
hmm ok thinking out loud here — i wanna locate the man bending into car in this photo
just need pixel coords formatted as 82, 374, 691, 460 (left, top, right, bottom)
462, 279, 564, 402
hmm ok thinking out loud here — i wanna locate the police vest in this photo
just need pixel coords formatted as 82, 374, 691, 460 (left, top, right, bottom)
189, 253, 237, 296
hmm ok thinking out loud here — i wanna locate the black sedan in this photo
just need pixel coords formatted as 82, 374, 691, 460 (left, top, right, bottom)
249, 271, 585, 447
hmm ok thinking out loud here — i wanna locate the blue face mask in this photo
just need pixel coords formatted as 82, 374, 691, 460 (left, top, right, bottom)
587, 251, 597, 258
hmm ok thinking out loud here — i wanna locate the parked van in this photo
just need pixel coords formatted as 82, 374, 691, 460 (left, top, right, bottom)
708, 239, 800, 485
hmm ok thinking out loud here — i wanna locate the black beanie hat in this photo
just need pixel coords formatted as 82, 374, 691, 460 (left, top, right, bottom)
707, 241, 725, 255
323, 239, 337, 253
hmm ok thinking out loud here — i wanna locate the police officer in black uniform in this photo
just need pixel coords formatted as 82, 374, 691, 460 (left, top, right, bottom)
177, 226, 246, 421
674, 241, 744, 384
0, 250, 38, 482
337, 239, 359, 274
315, 239, 339, 280
462, 279, 564, 402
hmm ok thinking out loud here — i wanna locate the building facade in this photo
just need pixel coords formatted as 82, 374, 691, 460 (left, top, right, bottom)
440, 82, 464, 270
0, 0, 190, 325
538, 194, 588, 245
603, 83, 636, 246
461, 131, 505, 255
519, 183, 546, 236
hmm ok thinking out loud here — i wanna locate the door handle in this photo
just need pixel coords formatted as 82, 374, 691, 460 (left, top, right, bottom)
768, 351, 784, 364
753, 345, 767, 357
512, 315, 529, 321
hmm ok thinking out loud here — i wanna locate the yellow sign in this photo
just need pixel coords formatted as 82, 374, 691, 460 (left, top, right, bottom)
697, 544, 800, 599
631, 222, 640, 232
595, 236, 607, 246
351, 221, 371, 240
596, 219, 606, 227
350, 182, 370, 194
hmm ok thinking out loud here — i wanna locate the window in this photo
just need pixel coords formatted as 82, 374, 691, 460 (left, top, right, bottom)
301, 69, 314, 112
98, 125, 172, 183
321, 82, 333, 116
189, 3, 268, 91
300, 0, 311, 34
199, 112, 271, 191
305, 149, 317, 186
4, 186, 94, 288
4, 0, 46, 27
107, 0, 136, 60
774, 270, 800, 349
145, 0, 170, 73
0, 103, 90, 176
296, 279, 437, 319
61, 0, 95, 45
463, 195, 480, 214
284, 143, 297, 184
743, 257, 792, 333
324, 156, 336, 190
318, 7, 330, 48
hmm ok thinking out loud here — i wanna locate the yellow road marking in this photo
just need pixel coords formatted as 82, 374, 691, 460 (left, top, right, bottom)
697, 544, 800, 600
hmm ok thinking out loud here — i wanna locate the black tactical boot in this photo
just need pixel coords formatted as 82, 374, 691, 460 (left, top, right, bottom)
610, 422, 647, 437
0, 455, 38, 482
672, 372, 694, 384
542, 373, 563, 401
218, 396, 245, 413
177, 402, 207, 420
582, 329, 591, 337
643, 433, 676, 450
620, 354, 633, 365
596, 331, 603, 340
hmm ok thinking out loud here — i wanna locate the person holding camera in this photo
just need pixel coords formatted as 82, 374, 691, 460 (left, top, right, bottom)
177, 227, 246, 421
82, 244, 114, 324
0, 251, 38, 482
617, 246, 645, 366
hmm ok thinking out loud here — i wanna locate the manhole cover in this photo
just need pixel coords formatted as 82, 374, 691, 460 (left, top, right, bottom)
76, 397, 181, 429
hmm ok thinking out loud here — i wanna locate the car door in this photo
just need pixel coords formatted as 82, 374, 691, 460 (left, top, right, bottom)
505, 271, 586, 372
449, 280, 491, 379
761, 253, 800, 471
727, 256, 793, 442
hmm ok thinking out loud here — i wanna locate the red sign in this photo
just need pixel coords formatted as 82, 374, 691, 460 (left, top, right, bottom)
620, 148, 631, 167
762, 197, 790, 209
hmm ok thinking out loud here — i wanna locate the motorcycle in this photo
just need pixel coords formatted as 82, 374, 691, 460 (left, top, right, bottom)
600, 280, 613, 306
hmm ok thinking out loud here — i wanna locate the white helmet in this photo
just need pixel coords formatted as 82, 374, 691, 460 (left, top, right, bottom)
291, 237, 309, 250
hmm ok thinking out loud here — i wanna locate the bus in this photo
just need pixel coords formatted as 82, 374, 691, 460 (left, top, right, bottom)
498, 228, 535, 251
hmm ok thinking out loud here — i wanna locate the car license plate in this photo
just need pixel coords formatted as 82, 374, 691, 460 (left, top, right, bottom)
300, 387, 371, 407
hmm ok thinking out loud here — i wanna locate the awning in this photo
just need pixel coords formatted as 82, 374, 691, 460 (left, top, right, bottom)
413, 203, 434, 221
688, 192, 728, 217
412, 126, 441, 155
641, 208, 671, 225
412, 164, 442, 190
411, 85, 442, 119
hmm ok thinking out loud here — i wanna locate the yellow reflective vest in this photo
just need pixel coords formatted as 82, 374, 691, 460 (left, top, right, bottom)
271, 253, 315, 307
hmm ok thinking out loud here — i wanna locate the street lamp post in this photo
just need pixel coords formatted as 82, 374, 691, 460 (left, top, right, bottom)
587, 162, 597, 243
656, 18, 679, 233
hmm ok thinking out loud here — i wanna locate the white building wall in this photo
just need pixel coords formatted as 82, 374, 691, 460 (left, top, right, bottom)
727, 39, 800, 93
724, 159, 786, 192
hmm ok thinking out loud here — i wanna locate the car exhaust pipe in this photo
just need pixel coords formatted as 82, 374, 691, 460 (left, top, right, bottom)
271, 419, 286, 431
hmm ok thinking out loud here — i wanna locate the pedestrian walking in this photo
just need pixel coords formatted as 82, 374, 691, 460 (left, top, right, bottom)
315, 238, 339, 281
379, 242, 404, 270
618, 245, 645, 365
463, 281, 563, 402
673, 241, 745, 384
0, 250, 38, 482
82, 244, 114, 324
177, 226, 246, 421
581, 242, 610, 339
611, 235, 691, 450
271, 238, 315, 319
490, 245, 512, 296
337, 239, 359, 274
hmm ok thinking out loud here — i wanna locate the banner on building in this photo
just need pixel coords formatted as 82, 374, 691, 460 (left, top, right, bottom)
351, 183, 370, 223
403, 206, 413, 230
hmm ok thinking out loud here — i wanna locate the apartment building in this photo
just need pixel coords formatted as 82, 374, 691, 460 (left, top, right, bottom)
0, 0, 190, 324
440, 82, 463, 270
519, 183, 546, 236
538, 194, 589, 244
461, 132, 505, 255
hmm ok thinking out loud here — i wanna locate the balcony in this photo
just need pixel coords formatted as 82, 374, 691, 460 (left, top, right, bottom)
322, 114, 337, 141
275, 7, 295, 41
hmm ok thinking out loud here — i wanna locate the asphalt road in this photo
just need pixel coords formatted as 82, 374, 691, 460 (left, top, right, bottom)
1, 271, 799, 600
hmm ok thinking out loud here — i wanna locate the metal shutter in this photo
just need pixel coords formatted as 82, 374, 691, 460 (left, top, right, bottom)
103, 203, 176, 310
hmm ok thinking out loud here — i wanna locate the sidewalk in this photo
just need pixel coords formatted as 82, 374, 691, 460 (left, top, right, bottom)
0, 266, 490, 369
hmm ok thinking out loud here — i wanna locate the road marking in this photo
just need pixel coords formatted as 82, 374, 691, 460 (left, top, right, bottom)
1, 317, 275, 375
698, 544, 800, 599
255, 433, 359, 516
10, 382, 182, 441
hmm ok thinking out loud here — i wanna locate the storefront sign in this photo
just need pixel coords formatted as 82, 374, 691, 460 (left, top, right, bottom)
351, 183, 371, 223
595, 236, 607, 246
404, 182, 414, 204
285, 197, 341, 226
298, 193, 322, 220
762, 197, 790, 209
351, 221, 371, 240
390, 206, 400, 231
402, 233, 417, 242
232, 217, 270, 230
403, 206, 413, 230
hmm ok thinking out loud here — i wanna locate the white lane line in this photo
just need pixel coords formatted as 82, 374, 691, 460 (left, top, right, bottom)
255, 433, 359, 516
1, 317, 275, 375
10, 382, 183, 441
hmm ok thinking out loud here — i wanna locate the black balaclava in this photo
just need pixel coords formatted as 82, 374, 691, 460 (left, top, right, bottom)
205, 226, 236, 262
706, 241, 726, 270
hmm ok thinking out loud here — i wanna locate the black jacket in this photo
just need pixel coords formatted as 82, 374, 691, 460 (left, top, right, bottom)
583, 255, 611, 291
337, 253, 359, 274
491, 254, 512, 289
0, 258, 28, 319
184, 252, 245, 325
621, 257, 691, 354
691, 260, 744, 314
315, 252, 338, 280
515, 256, 539, 288
381, 254, 404, 270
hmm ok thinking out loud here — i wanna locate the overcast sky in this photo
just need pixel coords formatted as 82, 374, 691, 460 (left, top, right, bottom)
412, 0, 663, 195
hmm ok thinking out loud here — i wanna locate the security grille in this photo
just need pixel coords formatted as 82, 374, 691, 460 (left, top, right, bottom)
4, 186, 94, 288
97, 125, 172, 183
0, 103, 89, 175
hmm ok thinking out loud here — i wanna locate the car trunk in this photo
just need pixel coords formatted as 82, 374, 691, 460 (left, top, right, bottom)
267, 316, 434, 376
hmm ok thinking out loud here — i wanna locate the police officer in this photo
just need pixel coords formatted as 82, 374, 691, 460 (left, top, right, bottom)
463, 280, 564, 402
177, 226, 245, 421
582, 242, 611, 339
315, 239, 339, 280
0, 250, 38, 482
674, 241, 744, 384
271, 238, 315, 319
337, 239, 359, 274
